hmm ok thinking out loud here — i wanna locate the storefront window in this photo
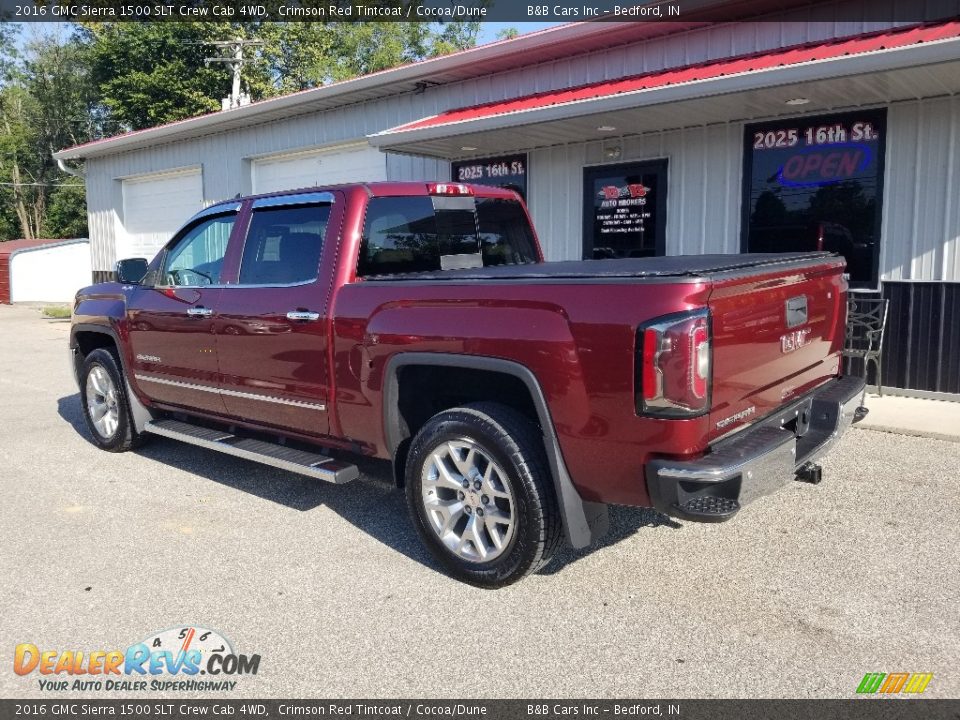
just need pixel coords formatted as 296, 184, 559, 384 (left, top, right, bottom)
583, 160, 667, 260
743, 109, 886, 286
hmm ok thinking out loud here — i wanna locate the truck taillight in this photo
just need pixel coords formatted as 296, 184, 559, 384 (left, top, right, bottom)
636, 309, 711, 417
428, 183, 474, 196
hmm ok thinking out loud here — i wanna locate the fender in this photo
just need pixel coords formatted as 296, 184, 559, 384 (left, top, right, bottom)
70, 322, 153, 435
382, 352, 609, 550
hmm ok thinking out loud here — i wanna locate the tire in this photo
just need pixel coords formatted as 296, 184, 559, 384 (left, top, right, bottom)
405, 402, 562, 588
79, 348, 147, 452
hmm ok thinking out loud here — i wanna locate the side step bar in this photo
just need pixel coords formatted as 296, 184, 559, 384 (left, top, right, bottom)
144, 418, 360, 484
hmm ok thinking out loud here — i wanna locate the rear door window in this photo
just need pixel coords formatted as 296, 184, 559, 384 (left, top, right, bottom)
238, 204, 330, 285
358, 195, 537, 277
357, 197, 439, 276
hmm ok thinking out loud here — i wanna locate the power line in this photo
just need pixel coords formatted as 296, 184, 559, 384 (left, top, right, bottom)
0, 181, 84, 187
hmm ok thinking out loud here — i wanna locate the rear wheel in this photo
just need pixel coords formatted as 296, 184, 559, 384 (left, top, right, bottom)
405, 402, 561, 588
79, 348, 146, 452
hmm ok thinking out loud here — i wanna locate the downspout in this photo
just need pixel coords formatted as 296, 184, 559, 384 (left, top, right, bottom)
55, 155, 85, 178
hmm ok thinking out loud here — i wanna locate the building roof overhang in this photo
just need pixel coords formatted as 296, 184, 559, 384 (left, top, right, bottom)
53, 0, 859, 161
53, 20, 703, 161
369, 22, 960, 159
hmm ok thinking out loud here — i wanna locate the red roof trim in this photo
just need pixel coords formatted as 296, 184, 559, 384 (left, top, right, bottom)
386, 21, 960, 135
0, 239, 82, 258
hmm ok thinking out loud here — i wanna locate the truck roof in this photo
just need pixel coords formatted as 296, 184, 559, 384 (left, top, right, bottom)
205, 181, 520, 213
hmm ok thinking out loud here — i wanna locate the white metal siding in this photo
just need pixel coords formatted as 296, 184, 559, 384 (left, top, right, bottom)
880, 95, 960, 282
251, 145, 386, 194
120, 169, 203, 261
528, 124, 743, 261
10, 241, 91, 303
385, 153, 450, 182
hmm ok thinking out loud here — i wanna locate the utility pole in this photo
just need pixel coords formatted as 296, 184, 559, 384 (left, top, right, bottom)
204, 38, 264, 110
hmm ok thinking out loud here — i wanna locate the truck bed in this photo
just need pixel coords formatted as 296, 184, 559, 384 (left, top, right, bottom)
363, 252, 837, 282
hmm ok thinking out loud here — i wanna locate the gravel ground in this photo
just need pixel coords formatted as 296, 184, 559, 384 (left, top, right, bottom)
0, 303, 957, 699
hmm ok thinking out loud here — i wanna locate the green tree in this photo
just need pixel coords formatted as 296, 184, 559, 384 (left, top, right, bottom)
253, 22, 479, 94
0, 29, 92, 240
0, 23, 17, 82
82, 22, 238, 131
45, 182, 89, 239
83, 21, 480, 125
0, 21, 483, 241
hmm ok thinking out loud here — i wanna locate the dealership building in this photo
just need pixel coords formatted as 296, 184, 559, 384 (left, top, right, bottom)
54, 3, 960, 396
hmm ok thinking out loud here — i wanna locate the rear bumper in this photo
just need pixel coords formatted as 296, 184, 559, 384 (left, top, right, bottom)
646, 375, 866, 522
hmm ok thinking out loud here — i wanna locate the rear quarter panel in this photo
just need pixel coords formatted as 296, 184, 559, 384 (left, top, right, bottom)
331, 279, 713, 506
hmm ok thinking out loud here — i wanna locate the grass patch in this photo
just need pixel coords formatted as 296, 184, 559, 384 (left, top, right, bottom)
41, 305, 72, 319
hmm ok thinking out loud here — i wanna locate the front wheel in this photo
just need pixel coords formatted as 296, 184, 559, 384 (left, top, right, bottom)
79, 348, 146, 452
405, 402, 561, 588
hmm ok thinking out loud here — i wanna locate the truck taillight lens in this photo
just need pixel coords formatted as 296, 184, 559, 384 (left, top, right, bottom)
428, 183, 474, 196
636, 310, 711, 417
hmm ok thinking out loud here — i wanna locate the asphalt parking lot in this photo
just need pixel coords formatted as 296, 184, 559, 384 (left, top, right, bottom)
1, 303, 957, 699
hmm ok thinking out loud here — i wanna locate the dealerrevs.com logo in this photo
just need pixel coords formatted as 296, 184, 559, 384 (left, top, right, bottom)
14, 626, 260, 692
856, 672, 934, 695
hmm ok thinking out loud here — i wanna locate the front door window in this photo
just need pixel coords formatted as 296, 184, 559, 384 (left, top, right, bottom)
162, 214, 235, 286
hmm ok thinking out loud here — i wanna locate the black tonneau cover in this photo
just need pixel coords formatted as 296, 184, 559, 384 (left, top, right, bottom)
365, 252, 838, 282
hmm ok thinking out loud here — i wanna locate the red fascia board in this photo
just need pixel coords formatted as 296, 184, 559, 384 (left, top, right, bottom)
388, 21, 960, 134
0, 239, 66, 259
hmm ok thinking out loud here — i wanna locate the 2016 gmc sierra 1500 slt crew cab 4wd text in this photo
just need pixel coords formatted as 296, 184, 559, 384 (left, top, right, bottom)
70, 182, 867, 587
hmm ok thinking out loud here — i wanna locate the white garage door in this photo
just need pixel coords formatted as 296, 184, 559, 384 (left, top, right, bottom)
121, 169, 203, 260
252, 144, 386, 194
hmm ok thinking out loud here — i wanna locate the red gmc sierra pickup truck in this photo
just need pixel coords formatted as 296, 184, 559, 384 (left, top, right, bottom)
70, 181, 866, 587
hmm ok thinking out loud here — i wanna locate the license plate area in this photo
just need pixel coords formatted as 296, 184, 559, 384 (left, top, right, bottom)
775, 397, 815, 439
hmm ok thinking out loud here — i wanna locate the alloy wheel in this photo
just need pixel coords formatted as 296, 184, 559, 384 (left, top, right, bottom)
85, 365, 120, 439
420, 439, 516, 563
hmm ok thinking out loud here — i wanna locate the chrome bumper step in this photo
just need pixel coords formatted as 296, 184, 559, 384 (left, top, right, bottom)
144, 418, 360, 484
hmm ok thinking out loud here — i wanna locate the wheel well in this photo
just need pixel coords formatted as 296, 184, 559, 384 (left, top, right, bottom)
391, 364, 541, 487
73, 330, 119, 379
74, 330, 117, 358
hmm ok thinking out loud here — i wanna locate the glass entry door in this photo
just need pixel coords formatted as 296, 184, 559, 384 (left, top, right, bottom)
583, 159, 668, 260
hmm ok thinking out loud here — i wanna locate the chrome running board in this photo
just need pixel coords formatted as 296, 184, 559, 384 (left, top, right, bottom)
144, 418, 360, 484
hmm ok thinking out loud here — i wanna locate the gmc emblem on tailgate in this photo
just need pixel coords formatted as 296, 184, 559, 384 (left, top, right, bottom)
781, 328, 812, 354
785, 295, 808, 328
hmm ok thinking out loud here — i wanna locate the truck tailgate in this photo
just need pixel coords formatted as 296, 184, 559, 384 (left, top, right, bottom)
707, 256, 847, 442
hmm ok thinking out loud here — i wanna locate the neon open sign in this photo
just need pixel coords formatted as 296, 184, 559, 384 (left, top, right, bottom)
777, 142, 874, 188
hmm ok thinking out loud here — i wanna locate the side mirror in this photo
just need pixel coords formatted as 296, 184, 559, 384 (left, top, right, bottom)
115, 258, 149, 285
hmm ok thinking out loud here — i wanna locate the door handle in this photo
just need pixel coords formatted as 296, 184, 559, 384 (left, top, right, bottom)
286, 310, 320, 322
186, 306, 214, 317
